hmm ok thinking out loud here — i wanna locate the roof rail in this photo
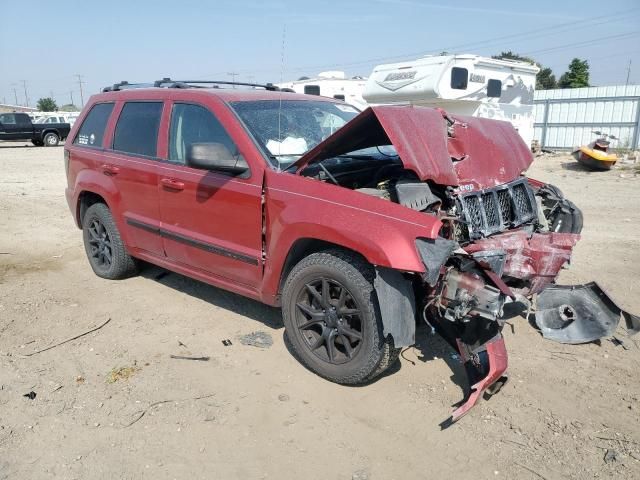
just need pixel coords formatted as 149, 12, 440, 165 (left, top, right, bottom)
102, 81, 156, 92
102, 78, 293, 93
153, 78, 282, 91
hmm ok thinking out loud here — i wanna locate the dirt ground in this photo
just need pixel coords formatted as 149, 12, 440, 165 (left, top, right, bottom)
1, 142, 639, 480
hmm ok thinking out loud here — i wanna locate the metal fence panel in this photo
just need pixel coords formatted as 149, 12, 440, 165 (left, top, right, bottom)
534, 85, 640, 150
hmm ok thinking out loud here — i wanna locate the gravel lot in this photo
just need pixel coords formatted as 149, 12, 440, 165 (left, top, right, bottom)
1, 142, 639, 479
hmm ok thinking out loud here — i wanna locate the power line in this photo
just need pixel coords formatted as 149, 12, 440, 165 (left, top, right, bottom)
20, 80, 29, 107
523, 31, 640, 56
256, 6, 640, 75
75, 74, 85, 107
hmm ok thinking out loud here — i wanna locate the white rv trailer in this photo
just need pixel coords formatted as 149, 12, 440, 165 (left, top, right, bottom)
363, 54, 539, 146
277, 71, 369, 110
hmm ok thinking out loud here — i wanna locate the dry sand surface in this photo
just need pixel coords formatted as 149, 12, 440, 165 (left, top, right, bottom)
1, 142, 639, 480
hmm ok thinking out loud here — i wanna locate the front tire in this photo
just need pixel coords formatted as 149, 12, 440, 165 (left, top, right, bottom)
43, 132, 59, 146
82, 203, 138, 279
282, 250, 396, 385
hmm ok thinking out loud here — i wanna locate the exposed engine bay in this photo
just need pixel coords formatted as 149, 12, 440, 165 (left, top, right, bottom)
295, 106, 639, 424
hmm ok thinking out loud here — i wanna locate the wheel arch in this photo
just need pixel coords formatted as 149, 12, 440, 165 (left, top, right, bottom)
277, 238, 368, 297
77, 190, 110, 226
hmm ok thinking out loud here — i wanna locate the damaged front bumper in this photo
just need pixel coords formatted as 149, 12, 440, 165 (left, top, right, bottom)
419, 226, 638, 425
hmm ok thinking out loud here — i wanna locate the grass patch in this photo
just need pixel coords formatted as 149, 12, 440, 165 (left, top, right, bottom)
106, 365, 140, 383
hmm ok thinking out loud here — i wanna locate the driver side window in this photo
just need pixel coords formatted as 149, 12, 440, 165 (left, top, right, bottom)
169, 103, 238, 165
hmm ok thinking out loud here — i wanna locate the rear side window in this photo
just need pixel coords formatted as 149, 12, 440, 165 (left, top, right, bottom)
74, 103, 114, 147
169, 103, 238, 164
487, 79, 502, 98
113, 102, 163, 157
450, 67, 468, 90
16, 114, 31, 126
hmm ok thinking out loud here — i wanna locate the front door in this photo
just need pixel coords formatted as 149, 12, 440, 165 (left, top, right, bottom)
0, 113, 27, 140
158, 102, 263, 287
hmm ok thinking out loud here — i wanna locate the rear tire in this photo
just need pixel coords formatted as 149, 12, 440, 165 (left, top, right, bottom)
43, 132, 59, 147
31, 139, 44, 146
282, 249, 396, 385
82, 203, 138, 280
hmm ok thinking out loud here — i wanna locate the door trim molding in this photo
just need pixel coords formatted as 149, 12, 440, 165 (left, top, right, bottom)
126, 218, 259, 266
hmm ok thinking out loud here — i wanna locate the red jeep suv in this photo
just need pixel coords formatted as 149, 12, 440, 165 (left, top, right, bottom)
66, 78, 629, 422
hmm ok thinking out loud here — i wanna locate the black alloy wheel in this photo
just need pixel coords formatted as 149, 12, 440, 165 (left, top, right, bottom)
295, 277, 364, 365
87, 218, 113, 271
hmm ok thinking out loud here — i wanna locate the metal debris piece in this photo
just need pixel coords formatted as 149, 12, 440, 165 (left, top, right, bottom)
221, 339, 232, 347
23, 391, 36, 400
239, 331, 273, 349
610, 336, 629, 350
535, 282, 640, 344
169, 355, 210, 361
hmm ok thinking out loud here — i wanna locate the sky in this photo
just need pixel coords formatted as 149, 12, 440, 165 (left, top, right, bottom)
1, 0, 639, 108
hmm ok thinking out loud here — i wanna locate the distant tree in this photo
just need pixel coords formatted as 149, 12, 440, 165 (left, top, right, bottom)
59, 103, 79, 112
536, 67, 557, 90
36, 97, 58, 111
558, 58, 590, 88
492, 51, 557, 90
297, 76, 310, 81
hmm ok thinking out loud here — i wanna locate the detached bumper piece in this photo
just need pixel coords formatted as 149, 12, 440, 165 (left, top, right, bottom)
443, 335, 508, 427
535, 282, 640, 344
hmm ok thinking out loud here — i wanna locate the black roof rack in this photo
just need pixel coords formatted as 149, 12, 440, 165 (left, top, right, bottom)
153, 78, 282, 91
102, 78, 288, 92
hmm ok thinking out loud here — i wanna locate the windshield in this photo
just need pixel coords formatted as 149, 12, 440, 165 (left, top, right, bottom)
230, 99, 360, 169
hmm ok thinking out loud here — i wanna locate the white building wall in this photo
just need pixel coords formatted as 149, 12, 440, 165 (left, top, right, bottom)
533, 85, 640, 149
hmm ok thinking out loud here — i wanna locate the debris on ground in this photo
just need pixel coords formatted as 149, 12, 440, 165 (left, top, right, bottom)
238, 331, 273, 349
221, 339, 232, 346
106, 365, 140, 384
23, 391, 36, 400
169, 355, 210, 361
20, 318, 112, 357
604, 449, 618, 463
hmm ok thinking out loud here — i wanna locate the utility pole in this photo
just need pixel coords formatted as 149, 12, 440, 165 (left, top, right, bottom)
13, 87, 18, 105
21, 80, 29, 107
70, 91, 75, 106
75, 74, 85, 106
626, 60, 632, 86
227, 72, 239, 88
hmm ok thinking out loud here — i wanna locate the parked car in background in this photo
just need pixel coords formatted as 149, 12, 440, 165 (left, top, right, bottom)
35, 115, 69, 124
0, 112, 70, 146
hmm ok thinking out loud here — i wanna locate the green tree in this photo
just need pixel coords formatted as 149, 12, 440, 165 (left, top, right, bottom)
536, 67, 557, 90
36, 97, 58, 111
558, 58, 590, 88
492, 51, 557, 90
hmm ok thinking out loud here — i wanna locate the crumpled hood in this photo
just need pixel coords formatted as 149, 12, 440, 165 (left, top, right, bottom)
292, 105, 533, 190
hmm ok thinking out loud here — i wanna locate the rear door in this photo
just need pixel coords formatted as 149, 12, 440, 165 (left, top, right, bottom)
104, 101, 165, 257
157, 101, 263, 287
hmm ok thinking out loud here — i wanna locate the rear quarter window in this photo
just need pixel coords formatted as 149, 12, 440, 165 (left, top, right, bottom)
113, 102, 163, 157
74, 103, 114, 147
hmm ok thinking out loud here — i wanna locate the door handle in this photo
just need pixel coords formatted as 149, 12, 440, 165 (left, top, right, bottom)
161, 177, 185, 191
101, 164, 120, 176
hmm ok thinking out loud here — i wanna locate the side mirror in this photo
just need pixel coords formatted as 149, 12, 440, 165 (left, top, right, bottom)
186, 143, 249, 175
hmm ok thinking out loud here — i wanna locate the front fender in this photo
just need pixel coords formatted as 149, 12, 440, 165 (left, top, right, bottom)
261, 170, 441, 300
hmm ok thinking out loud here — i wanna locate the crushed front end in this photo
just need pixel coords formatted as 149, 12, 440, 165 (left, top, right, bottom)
292, 105, 639, 422
416, 177, 585, 423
